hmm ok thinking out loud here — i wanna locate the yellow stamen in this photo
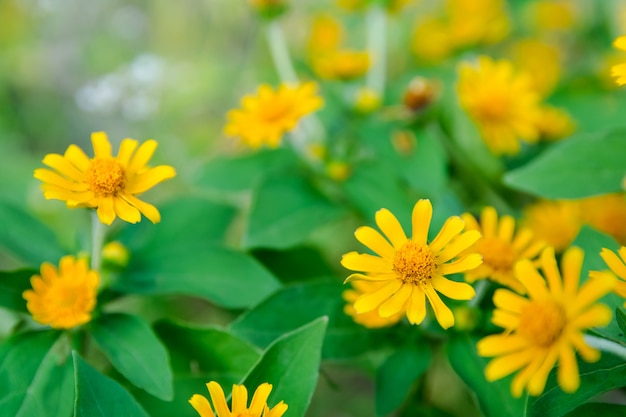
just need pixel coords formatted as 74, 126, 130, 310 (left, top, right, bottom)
393, 240, 437, 286
85, 158, 126, 196
518, 300, 566, 347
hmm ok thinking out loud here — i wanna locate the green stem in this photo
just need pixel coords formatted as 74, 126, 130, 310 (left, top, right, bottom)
365, 5, 387, 96
265, 20, 298, 83
90, 211, 105, 272
468, 280, 490, 307
584, 335, 626, 361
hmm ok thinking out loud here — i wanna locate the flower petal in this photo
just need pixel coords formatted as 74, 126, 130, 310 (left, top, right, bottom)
189, 394, 216, 417
600, 247, 626, 279
424, 285, 454, 329
42, 154, 84, 181
438, 230, 482, 263
492, 289, 528, 314
556, 343, 580, 393
561, 246, 583, 297
341, 252, 393, 273
113, 196, 142, 224
96, 196, 116, 225
127, 139, 158, 174
354, 226, 395, 259
375, 208, 407, 248
248, 383, 272, 416
431, 275, 475, 300
540, 246, 562, 298
91, 131, 112, 158
477, 334, 529, 357
411, 199, 432, 245
430, 216, 464, 253
483, 347, 534, 381
117, 138, 139, 166
353, 280, 403, 313
406, 288, 426, 325
125, 165, 176, 194
378, 283, 412, 318
64, 145, 91, 171
439, 254, 482, 275
231, 384, 248, 414
122, 193, 161, 223
207, 382, 231, 417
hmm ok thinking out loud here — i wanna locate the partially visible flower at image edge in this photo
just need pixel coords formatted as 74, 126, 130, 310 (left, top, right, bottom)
224, 82, 323, 149
189, 381, 287, 417
23, 255, 99, 329
457, 56, 542, 156
598, 246, 626, 306
341, 199, 483, 330
34, 131, 176, 225
611, 35, 626, 85
477, 247, 615, 397
462, 206, 546, 294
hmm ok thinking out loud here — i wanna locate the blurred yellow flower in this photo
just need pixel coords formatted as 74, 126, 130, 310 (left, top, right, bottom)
446, 0, 510, 47
353, 87, 381, 113
34, 132, 176, 226
509, 39, 561, 97
326, 160, 352, 181
189, 381, 287, 417
343, 280, 404, 328
522, 200, 581, 252
308, 14, 342, 55
526, 0, 578, 33
23, 256, 99, 329
599, 247, 626, 306
579, 193, 626, 245
102, 241, 130, 267
611, 36, 626, 86
478, 247, 614, 397
224, 82, 323, 149
457, 56, 542, 155
313, 49, 371, 81
411, 17, 453, 62
535, 105, 576, 141
341, 199, 482, 329
462, 206, 546, 294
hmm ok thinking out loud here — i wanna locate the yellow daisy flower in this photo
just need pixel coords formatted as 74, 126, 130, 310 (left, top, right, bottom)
477, 247, 615, 397
509, 39, 561, 98
522, 200, 581, 253
579, 193, 626, 245
457, 56, 542, 156
313, 49, 371, 81
224, 82, 323, 149
446, 0, 511, 47
599, 247, 626, 306
23, 256, 99, 329
612, 36, 626, 86
189, 381, 287, 417
341, 199, 482, 330
462, 206, 546, 294
535, 105, 576, 141
343, 280, 404, 328
34, 131, 176, 226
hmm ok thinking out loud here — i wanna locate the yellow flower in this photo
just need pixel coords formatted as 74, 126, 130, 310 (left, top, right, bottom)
612, 36, 626, 86
457, 56, 542, 156
457, 56, 539, 155
189, 381, 287, 417
23, 256, 99, 329
308, 14, 342, 55
477, 247, 615, 397
102, 241, 130, 267
224, 83, 323, 149
579, 193, 626, 245
341, 199, 482, 329
522, 200, 582, 253
462, 206, 546, 294
509, 39, 561, 98
599, 247, 626, 306
343, 280, 404, 328
313, 49, 371, 81
411, 17, 453, 63
353, 87, 381, 113
34, 132, 176, 226
535, 105, 576, 141
526, 0, 578, 33
446, 0, 511, 47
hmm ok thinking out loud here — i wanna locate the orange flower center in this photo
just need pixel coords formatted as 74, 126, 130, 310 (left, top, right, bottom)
259, 98, 291, 123
518, 300, 566, 347
85, 158, 126, 196
476, 92, 511, 122
478, 237, 516, 272
393, 240, 437, 286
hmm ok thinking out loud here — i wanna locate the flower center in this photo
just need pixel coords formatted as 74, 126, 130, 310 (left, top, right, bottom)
518, 300, 566, 347
393, 240, 437, 285
477, 92, 511, 122
478, 237, 516, 272
259, 99, 291, 123
85, 158, 126, 196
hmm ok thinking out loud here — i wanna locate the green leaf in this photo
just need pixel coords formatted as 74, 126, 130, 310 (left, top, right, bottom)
73, 352, 150, 417
244, 176, 345, 249
447, 335, 525, 417
195, 148, 298, 193
134, 322, 261, 417
376, 345, 431, 417
229, 281, 393, 359
616, 308, 626, 337
564, 402, 626, 417
0, 269, 36, 313
0, 202, 66, 268
115, 243, 281, 309
0, 330, 74, 417
89, 313, 173, 400
526, 352, 626, 417
241, 317, 327, 417
504, 131, 626, 199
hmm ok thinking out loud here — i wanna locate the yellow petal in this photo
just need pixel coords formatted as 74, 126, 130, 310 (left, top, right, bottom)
378, 283, 411, 318
91, 131, 112, 158
600, 247, 626, 279
340, 252, 393, 273
567, 332, 600, 362
424, 285, 454, 329
569, 304, 612, 329
481, 206, 498, 237
343, 273, 394, 283
492, 289, 528, 314
127, 139, 158, 174
515, 259, 548, 300
375, 208, 407, 248
540, 246, 562, 297
353, 280, 402, 313
42, 154, 84, 181
231, 384, 248, 414
116, 138, 139, 166
439, 254, 482, 275
572, 272, 615, 314
411, 199, 432, 245
96, 196, 116, 225
483, 348, 534, 381
510, 354, 544, 398
189, 394, 216, 417
497, 214, 515, 242
429, 216, 464, 253
207, 382, 231, 417
125, 165, 176, 194
526, 347, 559, 396
613, 35, 626, 51
556, 343, 579, 393
248, 383, 272, 416
431, 275, 475, 300
122, 193, 161, 223
113, 196, 142, 224
561, 246, 583, 297
477, 334, 529, 357
34, 168, 89, 192
438, 230, 482, 263
406, 289, 426, 324
266, 401, 288, 417
64, 145, 91, 171
354, 226, 395, 259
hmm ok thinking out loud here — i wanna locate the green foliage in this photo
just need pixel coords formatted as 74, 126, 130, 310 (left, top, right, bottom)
73, 352, 150, 417
240, 317, 327, 417
504, 131, 626, 199
564, 402, 626, 417
0, 269, 35, 313
89, 313, 173, 400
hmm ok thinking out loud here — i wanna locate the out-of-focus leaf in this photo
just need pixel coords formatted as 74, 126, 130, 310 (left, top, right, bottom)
447, 335, 525, 417
229, 281, 394, 359
134, 322, 261, 417
616, 308, 626, 337
195, 148, 298, 193
251, 246, 336, 283
244, 176, 346, 249
0, 269, 36, 313
526, 352, 626, 417
0, 202, 66, 268
0, 330, 73, 417
73, 352, 150, 417
241, 317, 327, 417
115, 243, 281, 309
564, 402, 626, 417
376, 345, 431, 417
90, 313, 173, 400
504, 131, 626, 199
